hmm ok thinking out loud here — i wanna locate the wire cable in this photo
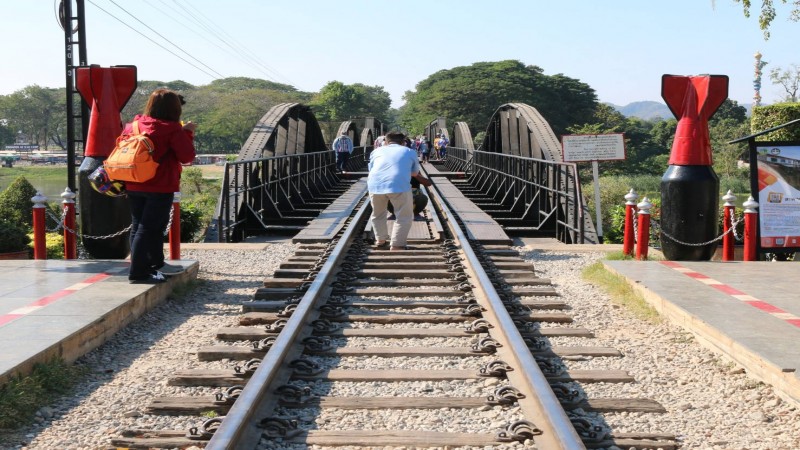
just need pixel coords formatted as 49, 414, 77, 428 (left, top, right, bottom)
85, 0, 221, 80
140, 0, 286, 85
102, 0, 226, 79
172, 0, 296, 86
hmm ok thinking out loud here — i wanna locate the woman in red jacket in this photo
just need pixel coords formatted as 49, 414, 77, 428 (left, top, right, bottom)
125, 89, 196, 283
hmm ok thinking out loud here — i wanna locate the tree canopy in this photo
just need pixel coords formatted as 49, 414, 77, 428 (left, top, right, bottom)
400, 60, 598, 137
310, 81, 391, 122
734, 0, 800, 39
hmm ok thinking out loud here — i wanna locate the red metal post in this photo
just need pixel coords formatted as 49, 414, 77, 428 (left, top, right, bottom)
722, 190, 736, 261
61, 188, 77, 259
623, 189, 638, 256
169, 192, 181, 260
31, 193, 48, 260
635, 197, 652, 261
743, 196, 759, 261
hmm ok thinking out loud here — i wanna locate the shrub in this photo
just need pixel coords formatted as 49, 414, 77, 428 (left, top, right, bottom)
45, 232, 65, 259
0, 220, 31, 253
0, 176, 39, 228
178, 202, 205, 242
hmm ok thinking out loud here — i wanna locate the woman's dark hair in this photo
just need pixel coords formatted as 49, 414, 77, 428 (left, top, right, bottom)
143, 88, 183, 122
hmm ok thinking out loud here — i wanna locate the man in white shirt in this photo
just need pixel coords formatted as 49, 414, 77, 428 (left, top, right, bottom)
367, 131, 431, 250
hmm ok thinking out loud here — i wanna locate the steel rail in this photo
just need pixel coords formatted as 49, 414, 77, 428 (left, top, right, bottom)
205, 197, 372, 450
424, 173, 586, 449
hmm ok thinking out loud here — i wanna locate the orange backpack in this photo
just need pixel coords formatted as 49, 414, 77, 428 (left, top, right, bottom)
104, 121, 158, 183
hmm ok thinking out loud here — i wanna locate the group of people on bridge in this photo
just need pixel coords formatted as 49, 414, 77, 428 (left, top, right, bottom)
373, 134, 449, 164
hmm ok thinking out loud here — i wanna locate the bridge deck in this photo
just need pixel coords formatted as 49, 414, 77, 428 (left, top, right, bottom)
292, 179, 368, 243
433, 178, 512, 245
420, 162, 466, 178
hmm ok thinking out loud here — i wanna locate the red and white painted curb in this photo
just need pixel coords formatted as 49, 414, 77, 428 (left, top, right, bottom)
660, 261, 800, 328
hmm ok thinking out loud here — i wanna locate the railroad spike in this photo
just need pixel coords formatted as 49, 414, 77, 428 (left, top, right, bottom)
496, 420, 542, 442
486, 385, 526, 406
186, 416, 223, 440
479, 360, 514, 377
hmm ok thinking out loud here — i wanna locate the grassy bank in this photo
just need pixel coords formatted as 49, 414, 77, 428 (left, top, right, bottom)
582, 253, 662, 323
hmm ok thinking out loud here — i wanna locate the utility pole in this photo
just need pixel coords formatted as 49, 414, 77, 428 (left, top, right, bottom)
60, 0, 89, 192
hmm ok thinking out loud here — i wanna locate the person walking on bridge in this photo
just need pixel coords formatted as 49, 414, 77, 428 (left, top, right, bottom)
368, 131, 431, 250
332, 131, 353, 172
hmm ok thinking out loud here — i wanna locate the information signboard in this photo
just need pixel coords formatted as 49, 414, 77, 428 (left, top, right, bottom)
562, 133, 626, 162
751, 142, 800, 251
561, 133, 626, 242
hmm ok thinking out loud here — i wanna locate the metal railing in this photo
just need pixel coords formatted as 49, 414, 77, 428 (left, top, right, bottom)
444, 148, 586, 243
215, 146, 368, 242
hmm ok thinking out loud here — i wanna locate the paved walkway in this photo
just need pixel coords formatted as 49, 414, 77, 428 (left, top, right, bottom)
0, 258, 198, 384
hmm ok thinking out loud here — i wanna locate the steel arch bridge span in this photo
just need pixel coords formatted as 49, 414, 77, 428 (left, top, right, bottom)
237, 103, 327, 160
213, 103, 332, 242
468, 102, 598, 243
335, 119, 378, 148
481, 103, 562, 160
451, 121, 474, 150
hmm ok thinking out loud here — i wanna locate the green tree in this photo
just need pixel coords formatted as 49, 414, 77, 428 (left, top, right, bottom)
401, 60, 597, 137
733, 0, 800, 39
768, 65, 800, 102
711, 98, 749, 122
0, 86, 63, 149
311, 81, 391, 122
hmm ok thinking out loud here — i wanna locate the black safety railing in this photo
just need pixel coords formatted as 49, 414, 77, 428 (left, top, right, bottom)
443, 147, 586, 243
215, 146, 368, 242
444, 146, 473, 173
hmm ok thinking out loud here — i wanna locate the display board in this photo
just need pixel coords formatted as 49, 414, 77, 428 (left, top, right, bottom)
750, 141, 800, 252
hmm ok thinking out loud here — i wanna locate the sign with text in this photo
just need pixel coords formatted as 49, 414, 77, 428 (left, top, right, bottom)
752, 143, 800, 251
562, 133, 626, 162
6, 144, 39, 151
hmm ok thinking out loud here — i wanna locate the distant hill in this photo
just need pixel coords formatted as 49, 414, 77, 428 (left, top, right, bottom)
608, 100, 753, 120
608, 101, 672, 120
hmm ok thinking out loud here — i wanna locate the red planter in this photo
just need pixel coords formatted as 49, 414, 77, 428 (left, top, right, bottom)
0, 249, 31, 260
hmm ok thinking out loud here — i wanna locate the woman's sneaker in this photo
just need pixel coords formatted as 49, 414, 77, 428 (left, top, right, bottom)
129, 271, 167, 284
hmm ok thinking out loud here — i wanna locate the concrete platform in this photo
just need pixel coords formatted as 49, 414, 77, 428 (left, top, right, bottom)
602, 259, 800, 406
0, 258, 198, 385
517, 238, 800, 405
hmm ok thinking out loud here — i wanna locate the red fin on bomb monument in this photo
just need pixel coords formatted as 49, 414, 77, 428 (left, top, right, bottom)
76, 65, 137, 158
661, 75, 728, 166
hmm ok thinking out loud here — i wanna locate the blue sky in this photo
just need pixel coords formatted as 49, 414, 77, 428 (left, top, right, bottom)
5, 1, 800, 110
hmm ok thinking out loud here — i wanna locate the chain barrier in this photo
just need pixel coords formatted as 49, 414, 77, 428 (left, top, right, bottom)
44, 207, 68, 233
631, 209, 744, 247
43, 203, 174, 241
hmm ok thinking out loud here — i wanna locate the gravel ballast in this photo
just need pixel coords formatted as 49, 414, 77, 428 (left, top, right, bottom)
0, 245, 797, 449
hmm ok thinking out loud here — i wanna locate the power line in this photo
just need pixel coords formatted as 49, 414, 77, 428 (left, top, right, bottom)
102, 0, 226, 79
172, 0, 296, 87
87, 0, 220, 80
141, 0, 286, 85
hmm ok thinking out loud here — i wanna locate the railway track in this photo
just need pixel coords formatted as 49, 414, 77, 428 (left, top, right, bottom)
110, 180, 678, 450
